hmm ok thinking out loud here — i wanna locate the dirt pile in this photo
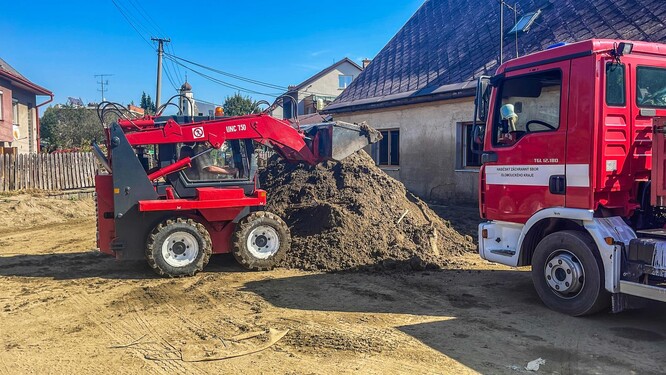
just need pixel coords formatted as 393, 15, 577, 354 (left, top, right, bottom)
259, 151, 475, 271
0, 194, 94, 232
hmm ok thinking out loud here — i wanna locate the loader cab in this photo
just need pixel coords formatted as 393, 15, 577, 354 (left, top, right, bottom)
164, 139, 258, 199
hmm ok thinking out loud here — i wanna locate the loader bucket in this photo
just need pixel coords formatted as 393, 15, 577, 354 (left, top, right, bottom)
302, 121, 382, 162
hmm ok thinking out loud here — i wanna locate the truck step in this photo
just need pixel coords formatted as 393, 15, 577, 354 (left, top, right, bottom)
636, 228, 666, 240
619, 280, 666, 302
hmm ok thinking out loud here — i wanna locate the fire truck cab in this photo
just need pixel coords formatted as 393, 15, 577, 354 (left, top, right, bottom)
475, 39, 666, 315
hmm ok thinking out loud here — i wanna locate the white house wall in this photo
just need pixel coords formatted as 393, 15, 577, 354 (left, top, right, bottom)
10, 89, 37, 154
333, 97, 479, 203
296, 61, 362, 115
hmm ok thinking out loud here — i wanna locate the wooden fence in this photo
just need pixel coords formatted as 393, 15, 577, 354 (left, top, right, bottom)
0, 152, 98, 192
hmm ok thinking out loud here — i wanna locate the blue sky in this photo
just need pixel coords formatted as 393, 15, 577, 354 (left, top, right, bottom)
1, 0, 423, 109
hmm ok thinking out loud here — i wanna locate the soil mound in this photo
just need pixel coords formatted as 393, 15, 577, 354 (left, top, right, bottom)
0, 194, 94, 232
259, 151, 475, 271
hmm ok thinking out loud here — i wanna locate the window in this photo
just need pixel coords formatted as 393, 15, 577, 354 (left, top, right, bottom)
0, 91, 3, 120
458, 123, 481, 168
339, 75, 353, 89
178, 141, 248, 182
637, 66, 666, 108
12, 99, 19, 125
606, 63, 625, 106
507, 10, 542, 35
492, 70, 562, 147
371, 129, 399, 166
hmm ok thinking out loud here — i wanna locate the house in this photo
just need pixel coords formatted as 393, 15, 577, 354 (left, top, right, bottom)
0, 57, 53, 154
324, 0, 666, 203
275, 57, 363, 120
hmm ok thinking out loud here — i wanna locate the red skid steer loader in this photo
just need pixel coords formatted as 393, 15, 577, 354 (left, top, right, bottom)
93, 105, 380, 277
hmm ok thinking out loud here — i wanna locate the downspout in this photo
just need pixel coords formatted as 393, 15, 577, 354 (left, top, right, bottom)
35, 93, 54, 152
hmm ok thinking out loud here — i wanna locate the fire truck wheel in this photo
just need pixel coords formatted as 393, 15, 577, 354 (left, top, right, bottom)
146, 217, 212, 277
232, 211, 290, 271
531, 230, 610, 316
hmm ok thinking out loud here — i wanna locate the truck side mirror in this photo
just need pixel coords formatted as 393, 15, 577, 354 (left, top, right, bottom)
475, 76, 491, 122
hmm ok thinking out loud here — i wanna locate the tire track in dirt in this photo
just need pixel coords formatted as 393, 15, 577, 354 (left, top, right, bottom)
68, 287, 204, 375
119, 285, 213, 375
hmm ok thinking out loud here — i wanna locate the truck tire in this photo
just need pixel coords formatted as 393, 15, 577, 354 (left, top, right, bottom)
146, 217, 212, 277
531, 230, 610, 316
231, 211, 290, 271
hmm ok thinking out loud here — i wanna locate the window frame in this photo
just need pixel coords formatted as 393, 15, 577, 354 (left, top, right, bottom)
457, 122, 481, 169
636, 65, 666, 109
12, 98, 19, 126
605, 62, 626, 107
338, 74, 353, 89
491, 68, 563, 148
373, 129, 400, 167
0, 91, 3, 121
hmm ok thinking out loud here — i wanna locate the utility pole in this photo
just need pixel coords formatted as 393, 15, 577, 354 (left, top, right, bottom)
95, 74, 114, 102
498, 0, 518, 65
151, 37, 171, 109
500, 1, 504, 65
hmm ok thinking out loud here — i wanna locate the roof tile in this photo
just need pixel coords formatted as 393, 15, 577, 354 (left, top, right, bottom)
332, 0, 666, 110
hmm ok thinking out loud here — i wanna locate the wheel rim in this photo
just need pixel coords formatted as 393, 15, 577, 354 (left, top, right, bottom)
246, 225, 280, 260
161, 231, 199, 267
544, 250, 585, 298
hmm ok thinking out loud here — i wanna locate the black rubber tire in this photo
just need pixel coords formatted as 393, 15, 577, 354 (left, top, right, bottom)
531, 230, 610, 316
146, 217, 212, 277
231, 211, 290, 271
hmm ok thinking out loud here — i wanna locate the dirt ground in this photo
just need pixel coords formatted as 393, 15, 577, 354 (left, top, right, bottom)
1, 197, 665, 374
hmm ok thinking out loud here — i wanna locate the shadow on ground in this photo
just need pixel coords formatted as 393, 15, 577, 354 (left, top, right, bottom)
242, 268, 666, 374
0, 251, 244, 280
428, 203, 479, 239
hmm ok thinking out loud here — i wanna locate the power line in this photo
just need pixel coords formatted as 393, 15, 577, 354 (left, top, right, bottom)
119, 0, 183, 83
164, 53, 289, 91
166, 43, 184, 83
110, 0, 154, 49
126, 0, 167, 38
165, 56, 282, 97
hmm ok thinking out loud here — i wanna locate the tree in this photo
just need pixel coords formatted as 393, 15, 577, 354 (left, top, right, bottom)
140, 91, 156, 114
40, 105, 106, 151
223, 92, 260, 117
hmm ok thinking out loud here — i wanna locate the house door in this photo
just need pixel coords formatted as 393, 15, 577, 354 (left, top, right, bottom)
482, 62, 570, 224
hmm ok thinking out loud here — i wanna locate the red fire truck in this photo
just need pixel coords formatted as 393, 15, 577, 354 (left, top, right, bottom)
474, 39, 666, 315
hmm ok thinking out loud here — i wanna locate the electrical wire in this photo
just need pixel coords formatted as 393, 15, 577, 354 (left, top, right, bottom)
116, 0, 184, 84
164, 53, 289, 91
166, 43, 185, 83
165, 53, 344, 100
110, 0, 154, 49
165, 56, 282, 97
126, 0, 167, 38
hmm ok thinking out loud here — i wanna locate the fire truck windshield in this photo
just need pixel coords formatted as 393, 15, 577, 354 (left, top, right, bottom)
637, 66, 666, 108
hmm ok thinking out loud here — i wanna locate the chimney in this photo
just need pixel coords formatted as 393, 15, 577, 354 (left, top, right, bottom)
362, 58, 371, 69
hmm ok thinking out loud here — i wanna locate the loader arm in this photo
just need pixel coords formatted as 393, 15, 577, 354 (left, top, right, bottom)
118, 113, 380, 165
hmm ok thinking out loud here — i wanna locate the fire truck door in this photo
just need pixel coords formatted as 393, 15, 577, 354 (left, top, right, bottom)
483, 62, 570, 223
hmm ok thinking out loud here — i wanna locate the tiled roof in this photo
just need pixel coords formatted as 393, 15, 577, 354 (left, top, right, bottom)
327, 0, 666, 112
0, 57, 27, 80
0, 56, 52, 96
